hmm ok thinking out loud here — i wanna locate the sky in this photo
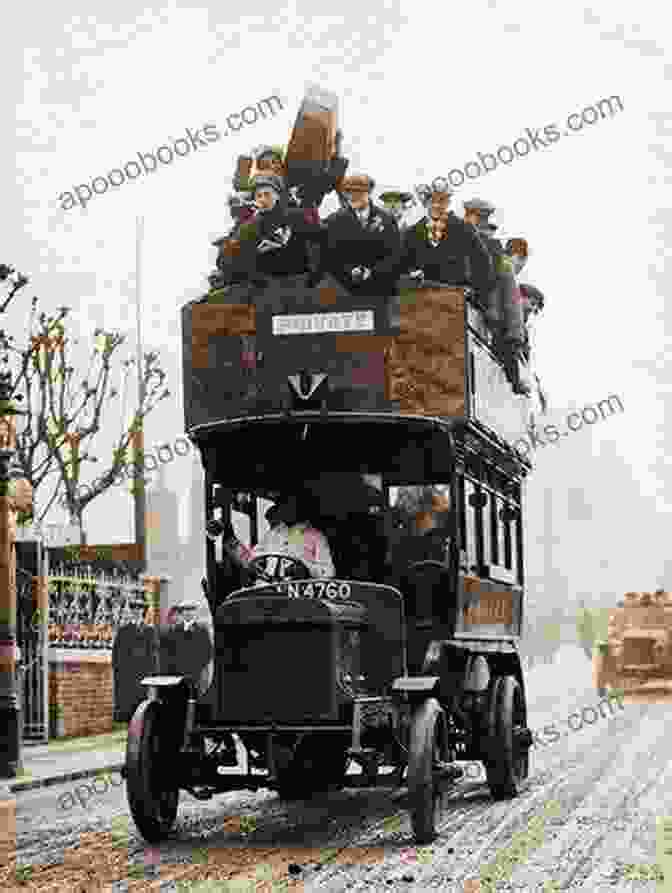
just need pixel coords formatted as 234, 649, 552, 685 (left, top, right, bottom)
3, 0, 672, 601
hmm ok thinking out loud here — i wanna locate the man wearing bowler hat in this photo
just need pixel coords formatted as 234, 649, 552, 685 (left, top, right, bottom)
398, 180, 494, 305
312, 174, 402, 296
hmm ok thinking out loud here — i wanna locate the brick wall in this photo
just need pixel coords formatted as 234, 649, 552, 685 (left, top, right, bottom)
48, 650, 113, 738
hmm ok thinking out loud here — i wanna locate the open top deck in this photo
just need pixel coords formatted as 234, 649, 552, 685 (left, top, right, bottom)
182, 277, 534, 450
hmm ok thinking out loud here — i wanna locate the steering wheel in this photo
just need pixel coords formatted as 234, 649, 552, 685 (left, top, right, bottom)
248, 553, 313, 583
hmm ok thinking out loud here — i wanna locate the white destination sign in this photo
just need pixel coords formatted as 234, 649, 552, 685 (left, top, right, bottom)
272, 310, 374, 336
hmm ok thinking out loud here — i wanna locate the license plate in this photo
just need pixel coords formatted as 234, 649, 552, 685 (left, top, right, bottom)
272, 310, 374, 335
273, 580, 353, 600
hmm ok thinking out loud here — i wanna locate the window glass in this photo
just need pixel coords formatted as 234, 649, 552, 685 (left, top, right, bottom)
387, 484, 452, 532
257, 497, 275, 541
231, 509, 251, 546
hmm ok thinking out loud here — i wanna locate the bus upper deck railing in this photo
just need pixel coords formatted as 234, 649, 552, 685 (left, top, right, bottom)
181, 276, 533, 447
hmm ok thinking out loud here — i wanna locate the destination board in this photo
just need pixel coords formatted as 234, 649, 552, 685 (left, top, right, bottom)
463, 591, 514, 626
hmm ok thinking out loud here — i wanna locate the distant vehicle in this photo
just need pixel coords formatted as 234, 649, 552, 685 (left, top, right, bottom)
594, 591, 672, 695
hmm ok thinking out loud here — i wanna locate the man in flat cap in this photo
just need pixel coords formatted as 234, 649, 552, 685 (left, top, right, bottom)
378, 190, 416, 234
229, 174, 325, 287
463, 199, 528, 393
398, 181, 494, 304
313, 174, 402, 296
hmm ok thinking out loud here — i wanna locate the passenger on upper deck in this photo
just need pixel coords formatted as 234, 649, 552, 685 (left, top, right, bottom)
503, 237, 547, 408
311, 174, 402, 296
397, 181, 494, 305
243, 140, 348, 224
503, 237, 546, 347
377, 191, 416, 234
463, 199, 529, 394
228, 174, 325, 288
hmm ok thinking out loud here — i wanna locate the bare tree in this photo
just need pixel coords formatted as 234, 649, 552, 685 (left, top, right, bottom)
0, 274, 169, 537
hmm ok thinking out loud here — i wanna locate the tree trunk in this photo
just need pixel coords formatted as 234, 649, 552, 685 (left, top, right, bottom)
68, 508, 86, 545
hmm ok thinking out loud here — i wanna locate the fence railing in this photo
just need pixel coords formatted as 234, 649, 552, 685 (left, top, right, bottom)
47, 564, 147, 649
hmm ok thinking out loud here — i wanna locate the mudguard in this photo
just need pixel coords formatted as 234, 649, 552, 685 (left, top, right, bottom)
392, 676, 439, 693
140, 676, 186, 687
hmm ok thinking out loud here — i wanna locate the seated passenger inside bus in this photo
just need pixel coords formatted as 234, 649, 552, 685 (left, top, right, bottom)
386, 485, 454, 583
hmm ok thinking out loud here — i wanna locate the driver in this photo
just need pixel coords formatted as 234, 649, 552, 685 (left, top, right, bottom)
206, 494, 335, 581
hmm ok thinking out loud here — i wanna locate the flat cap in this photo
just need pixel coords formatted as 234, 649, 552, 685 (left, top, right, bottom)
339, 174, 375, 192
252, 174, 285, 195
463, 197, 496, 214
379, 190, 415, 205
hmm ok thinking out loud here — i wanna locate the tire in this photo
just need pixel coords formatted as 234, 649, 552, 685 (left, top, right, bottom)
125, 699, 180, 842
484, 676, 529, 800
406, 697, 448, 845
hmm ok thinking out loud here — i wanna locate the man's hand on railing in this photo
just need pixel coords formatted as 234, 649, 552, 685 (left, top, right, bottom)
408, 269, 424, 283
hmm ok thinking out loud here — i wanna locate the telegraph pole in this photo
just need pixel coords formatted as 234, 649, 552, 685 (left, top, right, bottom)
133, 216, 147, 571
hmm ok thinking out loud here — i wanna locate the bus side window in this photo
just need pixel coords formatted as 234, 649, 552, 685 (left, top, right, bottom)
489, 492, 500, 567
463, 479, 479, 573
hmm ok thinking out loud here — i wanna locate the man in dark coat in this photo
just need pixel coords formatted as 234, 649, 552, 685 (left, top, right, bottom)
398, 183, 494, 305
312, 174, 402, 296
229, 174, 325, 287
378, 190, 416, 235
463, 199, 529, 394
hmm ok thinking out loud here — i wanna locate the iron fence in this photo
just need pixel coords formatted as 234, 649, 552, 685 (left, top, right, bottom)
16, 546, 49, 743
47, 564, 147, 649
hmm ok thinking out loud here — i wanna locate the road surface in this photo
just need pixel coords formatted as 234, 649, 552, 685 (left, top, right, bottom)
2, 645, 669, 892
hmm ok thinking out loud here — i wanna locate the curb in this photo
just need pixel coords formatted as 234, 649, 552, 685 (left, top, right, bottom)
8, 761, 125, 794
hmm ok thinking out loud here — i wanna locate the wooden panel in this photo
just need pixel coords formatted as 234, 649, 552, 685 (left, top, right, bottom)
387, 287, 466, 416
191, 304, 256, 370
285, 85, 338, 166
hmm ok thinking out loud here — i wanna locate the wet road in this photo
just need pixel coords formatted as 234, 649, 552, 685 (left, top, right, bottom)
2, 645, 670, 892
